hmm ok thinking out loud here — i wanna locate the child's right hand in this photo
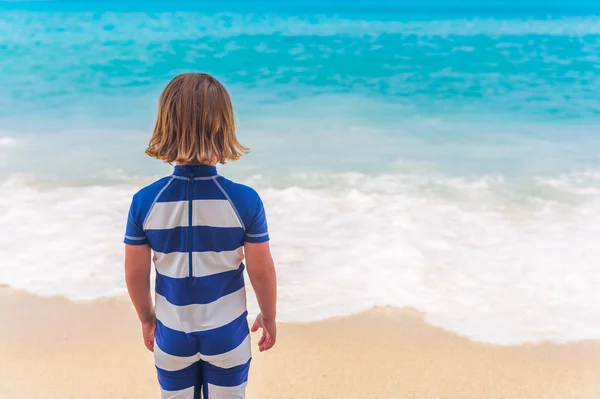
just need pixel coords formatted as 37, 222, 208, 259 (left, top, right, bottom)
251, 313, 277, 352
142, 316, 156, 352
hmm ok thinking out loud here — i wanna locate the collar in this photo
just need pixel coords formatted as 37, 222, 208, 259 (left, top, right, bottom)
173, 164, 218, 179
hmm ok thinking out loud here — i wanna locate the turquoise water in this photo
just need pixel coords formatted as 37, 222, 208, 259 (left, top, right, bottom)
2, 1, 600, 180
2, 1, 600, 344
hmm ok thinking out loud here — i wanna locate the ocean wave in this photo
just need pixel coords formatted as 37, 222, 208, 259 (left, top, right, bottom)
1, 171, 599, 345
3, 12, 600, 41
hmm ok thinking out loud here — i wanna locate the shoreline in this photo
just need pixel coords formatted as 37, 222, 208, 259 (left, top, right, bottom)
3, 287, 600, 398
2, 285, 595, 347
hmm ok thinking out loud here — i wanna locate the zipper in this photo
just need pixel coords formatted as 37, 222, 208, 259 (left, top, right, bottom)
188, 173, 194, 278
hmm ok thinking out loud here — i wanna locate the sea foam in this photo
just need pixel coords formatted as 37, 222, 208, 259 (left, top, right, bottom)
1, 172, 599, 345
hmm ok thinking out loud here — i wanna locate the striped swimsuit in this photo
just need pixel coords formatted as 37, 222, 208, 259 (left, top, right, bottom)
124, 164, 269, 399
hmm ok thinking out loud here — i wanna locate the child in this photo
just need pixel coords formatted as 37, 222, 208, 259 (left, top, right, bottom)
124, 73, 277, 399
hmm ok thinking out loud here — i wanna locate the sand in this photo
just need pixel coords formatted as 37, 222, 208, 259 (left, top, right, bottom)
1, 287, 600, 399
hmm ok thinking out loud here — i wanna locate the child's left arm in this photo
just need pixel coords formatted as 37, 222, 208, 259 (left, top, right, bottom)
125, 243, 155, 352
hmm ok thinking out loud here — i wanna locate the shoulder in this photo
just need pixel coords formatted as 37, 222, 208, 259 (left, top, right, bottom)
215, 176, 261, 203
130, 176, 174, 210
134, 176, 173, 198
215, 176, 265, 227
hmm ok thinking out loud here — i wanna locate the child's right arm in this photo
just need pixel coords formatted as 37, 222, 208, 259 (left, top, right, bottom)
245, 241, 277, 352
124, 243, 155, 352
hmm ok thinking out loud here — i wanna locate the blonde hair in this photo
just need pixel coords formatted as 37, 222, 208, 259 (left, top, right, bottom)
146, 73, 248, 165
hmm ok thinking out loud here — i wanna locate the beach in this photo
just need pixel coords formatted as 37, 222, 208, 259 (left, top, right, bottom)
2, 1, 600, 398
2, 287, 600, 399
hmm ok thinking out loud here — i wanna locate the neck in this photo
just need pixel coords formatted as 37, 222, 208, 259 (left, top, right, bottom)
172, 164, 219, 178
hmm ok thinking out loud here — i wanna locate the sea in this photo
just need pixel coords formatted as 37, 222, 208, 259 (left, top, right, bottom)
1, 0, 600, 345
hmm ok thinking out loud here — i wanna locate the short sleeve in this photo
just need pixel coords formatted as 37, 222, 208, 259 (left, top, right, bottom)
124, 196, 148, 246
244, 196, 269, 243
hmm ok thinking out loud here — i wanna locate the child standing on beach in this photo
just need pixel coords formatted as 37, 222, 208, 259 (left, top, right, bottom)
124, 73, 277, 399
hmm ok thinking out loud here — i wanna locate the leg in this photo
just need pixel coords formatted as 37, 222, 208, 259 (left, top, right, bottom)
155, 320, 202, 399
202, 358, 251, 399
198, 315, 252, 398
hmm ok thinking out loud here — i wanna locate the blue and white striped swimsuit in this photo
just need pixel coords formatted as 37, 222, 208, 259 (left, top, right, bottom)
124, 164, 269, 399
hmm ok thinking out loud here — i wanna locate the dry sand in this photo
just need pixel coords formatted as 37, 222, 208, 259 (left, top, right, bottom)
1, 287, 599, 399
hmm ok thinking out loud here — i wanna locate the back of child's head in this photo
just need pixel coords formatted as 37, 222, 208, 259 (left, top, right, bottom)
146, 73, 248, 165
